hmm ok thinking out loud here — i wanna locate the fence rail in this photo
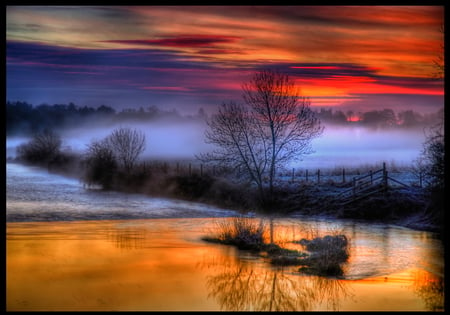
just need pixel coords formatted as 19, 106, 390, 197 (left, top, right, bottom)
334, 162, 415, 205
137, 159, 423, 189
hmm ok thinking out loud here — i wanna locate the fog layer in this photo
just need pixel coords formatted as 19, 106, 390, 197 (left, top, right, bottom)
301, 125, 426, 169
7, 120, 427, 169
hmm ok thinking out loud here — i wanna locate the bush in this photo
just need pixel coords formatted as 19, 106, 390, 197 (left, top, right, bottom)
83, 138, 118, 189
16, 129, 62, 164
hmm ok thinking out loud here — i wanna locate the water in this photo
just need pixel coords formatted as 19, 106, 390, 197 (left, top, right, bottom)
6, 162, 238, 221
6, 162, 444, 311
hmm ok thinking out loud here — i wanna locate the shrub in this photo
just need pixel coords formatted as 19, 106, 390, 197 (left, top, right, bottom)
16, 129, 62, 164
83, 138, 118, 189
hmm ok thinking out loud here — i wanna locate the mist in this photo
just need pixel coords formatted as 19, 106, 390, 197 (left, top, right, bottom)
7, 117, 427, 170
60, 119, 211, 160
298, 125, 426, 169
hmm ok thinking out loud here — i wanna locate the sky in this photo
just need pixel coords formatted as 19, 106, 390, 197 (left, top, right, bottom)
6, 5, 444, 115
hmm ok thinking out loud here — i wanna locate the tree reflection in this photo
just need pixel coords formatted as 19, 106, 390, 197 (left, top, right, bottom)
411, 269, 444, 311
105, 226, 146, 250
200, 251, 353, 311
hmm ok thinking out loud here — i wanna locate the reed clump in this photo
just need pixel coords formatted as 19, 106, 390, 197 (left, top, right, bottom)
202, 217, 266, 250
202, 217, 350, 276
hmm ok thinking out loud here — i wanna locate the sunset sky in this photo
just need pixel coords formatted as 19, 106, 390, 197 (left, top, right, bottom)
6, 5, 444, 115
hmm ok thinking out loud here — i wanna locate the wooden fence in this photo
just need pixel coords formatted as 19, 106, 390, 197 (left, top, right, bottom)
335, 162, 412, 205
138, 160, 421, 188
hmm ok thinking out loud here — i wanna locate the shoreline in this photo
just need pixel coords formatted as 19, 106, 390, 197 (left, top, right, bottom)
6, 160, 443, 235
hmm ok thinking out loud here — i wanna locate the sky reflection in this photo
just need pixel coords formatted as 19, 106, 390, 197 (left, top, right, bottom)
6, 218, 444, 311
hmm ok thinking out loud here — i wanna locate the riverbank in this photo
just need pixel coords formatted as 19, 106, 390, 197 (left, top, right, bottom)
8, 159, 444, 235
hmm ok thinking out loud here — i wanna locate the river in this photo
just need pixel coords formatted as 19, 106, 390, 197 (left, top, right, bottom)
6, 162, 444, 311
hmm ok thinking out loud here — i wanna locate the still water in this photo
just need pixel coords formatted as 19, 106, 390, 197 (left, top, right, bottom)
6, 163, 444, 311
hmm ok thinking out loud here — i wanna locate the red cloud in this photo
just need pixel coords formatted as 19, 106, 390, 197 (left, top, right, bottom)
141, 86, 193, 92
197, 49, 246, 55
101, 34, 242, 48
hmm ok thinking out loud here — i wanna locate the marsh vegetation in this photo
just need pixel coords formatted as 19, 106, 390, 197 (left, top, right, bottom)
202, 216, 350, 277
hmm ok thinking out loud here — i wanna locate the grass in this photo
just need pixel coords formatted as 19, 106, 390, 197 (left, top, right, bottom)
202, 217, 350, 277
202, 217, 266, 250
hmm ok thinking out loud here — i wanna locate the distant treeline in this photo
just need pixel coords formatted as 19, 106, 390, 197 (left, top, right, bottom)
6, 100, 443, 136
6, 101, 206, 136
315, 107, 443, 129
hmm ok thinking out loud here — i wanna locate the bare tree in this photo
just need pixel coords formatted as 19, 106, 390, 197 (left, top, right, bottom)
106, 127, 146, 173
420, 119, 444, 189
201, 69, 323, 207
416, 22, 444, 190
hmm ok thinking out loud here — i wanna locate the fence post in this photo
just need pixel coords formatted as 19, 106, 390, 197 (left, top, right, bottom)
317, 169, 320, 184
370, 170, 373, 185
176, 162, 179, 174
292, 168, 295, 182
189, 163, 192, 176
382, 162, 388, 190
419, 172, 423, 188
352, 177, 356, 196
200, 164, 203, 176
384, 171, 388, 190
306, 169, 308, 182
342, 168, 346, 183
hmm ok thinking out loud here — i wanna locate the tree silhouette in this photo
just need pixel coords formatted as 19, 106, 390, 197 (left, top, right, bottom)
201, 69, 323, 209
107, 127, 146, 174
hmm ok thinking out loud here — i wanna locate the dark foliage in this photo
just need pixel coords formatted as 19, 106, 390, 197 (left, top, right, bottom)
171, 173, 215, 200
16, 129, 63, 164
7, 101, 116, 135
7, 100, 443, 136
83, 139, 118, 189
421, 121, 444, 190
337, 189, 427, 221
6, 101, 202, 137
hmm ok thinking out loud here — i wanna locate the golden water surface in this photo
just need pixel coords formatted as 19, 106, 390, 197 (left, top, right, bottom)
6, 218, 444, 311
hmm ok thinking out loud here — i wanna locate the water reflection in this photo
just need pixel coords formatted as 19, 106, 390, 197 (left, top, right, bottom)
105, 226, 147, 250
7, 219, 444, 311
199, 250, 354, 311
411, 268, 444, 311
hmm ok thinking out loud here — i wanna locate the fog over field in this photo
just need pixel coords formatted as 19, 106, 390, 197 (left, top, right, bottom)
304, 125, 426, 169
7, 117, 427, 170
